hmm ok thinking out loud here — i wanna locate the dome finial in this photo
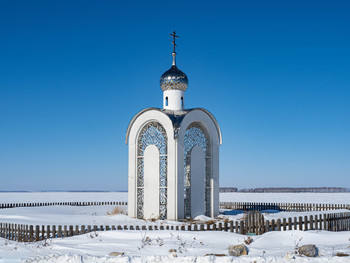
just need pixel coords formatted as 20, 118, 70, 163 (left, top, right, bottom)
170, 30, 179, 66
160, 31, 188, 93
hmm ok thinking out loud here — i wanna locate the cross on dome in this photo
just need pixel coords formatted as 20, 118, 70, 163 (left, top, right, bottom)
170, 30, 179, 55
160, 31, 188, 93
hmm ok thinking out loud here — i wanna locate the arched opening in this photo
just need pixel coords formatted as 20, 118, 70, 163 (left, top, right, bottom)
184, 122, 211, 218
137, 122, 168, 219
181, 97, 183, 107
165, 97, 168, 106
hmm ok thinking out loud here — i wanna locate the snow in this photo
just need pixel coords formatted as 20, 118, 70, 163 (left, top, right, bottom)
1, 192, 350, 205
1, 230, 350, 262
2, 192, 349, 205
263, 209, 350, 221
220, 192, 350, 204
1, 192, 350, 262
0, 192, 127, 204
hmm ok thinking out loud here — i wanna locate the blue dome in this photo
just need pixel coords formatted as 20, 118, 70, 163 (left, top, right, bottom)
160, 65, 188, 91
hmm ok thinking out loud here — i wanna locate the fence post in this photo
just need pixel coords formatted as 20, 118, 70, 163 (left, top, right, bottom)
69, 225, 74, 236
58, 225, 62, 238
9, 224, 12, 240
35, 225, 40, 241
29, 225, 34, 242
64, 225, 68, 237
47, 225, 50, 239
277, 219, 281, 231
235, 221, 239, 233
52, 225, 56, 238
41, 225, 45, 240
288, 218, 292, 230
271, 219, 276, 231
23, 225, 27, 242
218, 223, 222, 231
81, 225, 86, 234
310, 215, 314, 230
304, 216, 308, 231
245, 215, 249, 233
299, 216, 302, 230
16, 225, 20, 242
240, 221, 245, 234
314, 215, 318, 230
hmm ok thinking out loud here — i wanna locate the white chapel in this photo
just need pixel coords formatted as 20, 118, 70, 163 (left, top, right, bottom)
126, 32, 222, 220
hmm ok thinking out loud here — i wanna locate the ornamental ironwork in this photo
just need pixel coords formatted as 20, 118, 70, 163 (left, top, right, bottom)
137, 122, 168, 219
184, 122, 211, 218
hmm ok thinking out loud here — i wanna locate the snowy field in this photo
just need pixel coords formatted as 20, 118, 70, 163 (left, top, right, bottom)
0, 192, 128, 204
1, 205, 349, 226
1, 192, 350, 262
1, 230, 350, 262
219, 192, 350, 204
1, 192, 350, 204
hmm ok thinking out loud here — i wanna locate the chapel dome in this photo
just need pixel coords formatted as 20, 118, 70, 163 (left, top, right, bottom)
160, 65, 188, 92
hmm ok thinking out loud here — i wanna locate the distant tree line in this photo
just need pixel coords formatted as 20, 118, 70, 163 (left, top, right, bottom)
219, 187, 350, 193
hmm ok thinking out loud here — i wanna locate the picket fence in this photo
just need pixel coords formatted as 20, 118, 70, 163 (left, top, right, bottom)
2, 201, 349, 212
1, 211, 349, 242
219, 202, 350, 211
243, 211, 350, 235
0, 201, 127, 209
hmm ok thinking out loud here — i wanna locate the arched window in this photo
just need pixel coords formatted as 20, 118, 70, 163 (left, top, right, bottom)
137, 122, 168, 219
181, 97, 183, 107
165, 97, 168, 106
184, 122, 211, 218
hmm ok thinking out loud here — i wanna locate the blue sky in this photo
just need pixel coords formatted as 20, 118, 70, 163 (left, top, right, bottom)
0, 0, 349, 191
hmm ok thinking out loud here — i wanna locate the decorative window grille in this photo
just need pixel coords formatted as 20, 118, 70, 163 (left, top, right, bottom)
137, 122, 167, 219
184, 122, 211, 218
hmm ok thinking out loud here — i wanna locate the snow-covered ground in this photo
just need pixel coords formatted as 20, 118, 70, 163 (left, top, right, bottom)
0, 192, 128, 204
1, 204, 348, 228
1, 192, 350, 262
220, 192, 350, 204
1, 230, 350, 262
0, 206, 186, 227
1, 192, 350, 205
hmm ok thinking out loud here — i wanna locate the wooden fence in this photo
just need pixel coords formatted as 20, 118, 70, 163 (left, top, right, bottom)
2, 201, 349, 211
243, 211, 350, 235
0, 221, 240, 242
0, 201, 127, 209
1, 211, 349, 242
219, 202, 350, 211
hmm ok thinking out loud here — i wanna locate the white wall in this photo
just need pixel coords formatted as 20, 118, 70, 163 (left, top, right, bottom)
190, 145, 205, 218
163, 90, 184, 111
144, 145, 160, 219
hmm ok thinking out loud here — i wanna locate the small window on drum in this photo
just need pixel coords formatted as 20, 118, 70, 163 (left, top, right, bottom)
181, 97, 183, 106
166, 97, 168, 106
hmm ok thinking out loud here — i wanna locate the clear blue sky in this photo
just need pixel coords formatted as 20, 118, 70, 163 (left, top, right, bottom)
0, 0, 349, 191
